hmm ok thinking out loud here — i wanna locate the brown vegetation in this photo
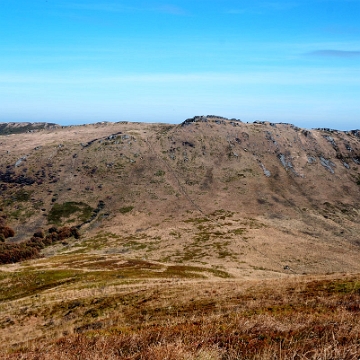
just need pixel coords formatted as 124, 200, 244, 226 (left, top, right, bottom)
2, 275, 360, 359
0, 226, 80, 264
0, 215, 15, 242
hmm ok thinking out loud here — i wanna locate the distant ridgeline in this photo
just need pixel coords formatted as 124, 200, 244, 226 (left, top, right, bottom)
0, 122, 59, 135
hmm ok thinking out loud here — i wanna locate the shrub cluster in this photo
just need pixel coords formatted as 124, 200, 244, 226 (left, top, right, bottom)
0, 215, 15, 242
0, 242, 39, 264
0, 226, 80, 265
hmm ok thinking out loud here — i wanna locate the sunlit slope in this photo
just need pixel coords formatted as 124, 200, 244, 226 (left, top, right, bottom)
0, 117, 360, 276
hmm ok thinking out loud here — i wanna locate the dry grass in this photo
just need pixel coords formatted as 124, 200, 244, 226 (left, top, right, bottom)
2, 274, 360, 359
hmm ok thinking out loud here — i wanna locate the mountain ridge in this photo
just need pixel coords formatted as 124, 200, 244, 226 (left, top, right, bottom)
1, 116, 360, 133
0, 115, 360, 277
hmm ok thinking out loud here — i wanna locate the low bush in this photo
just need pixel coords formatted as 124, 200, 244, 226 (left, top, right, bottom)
0, 215, 15, 241
0, 226, 15, 238
0, 226, 80, 265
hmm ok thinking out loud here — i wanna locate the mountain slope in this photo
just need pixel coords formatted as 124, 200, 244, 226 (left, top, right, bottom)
1, 117, 360, 357
0, 117, 360, 277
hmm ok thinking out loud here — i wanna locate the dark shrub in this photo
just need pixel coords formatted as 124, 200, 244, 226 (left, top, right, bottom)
0, 215, 7, 227
33, 229, 45, 239
0, 226, 15, 238
49, 232, 59, 242
58, 227, 72, 240
42, 236, 53, 246
28, 237, 45, 250
0, 220, 81, 265
70, 227, 80, 239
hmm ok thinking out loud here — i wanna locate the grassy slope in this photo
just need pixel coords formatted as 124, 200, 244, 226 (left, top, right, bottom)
1, 264, 359, 359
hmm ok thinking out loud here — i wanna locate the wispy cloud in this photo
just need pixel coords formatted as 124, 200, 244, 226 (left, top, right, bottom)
306, 50, 360, 58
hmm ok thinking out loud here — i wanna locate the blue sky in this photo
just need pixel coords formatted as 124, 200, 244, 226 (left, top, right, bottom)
0, 0, 359, 129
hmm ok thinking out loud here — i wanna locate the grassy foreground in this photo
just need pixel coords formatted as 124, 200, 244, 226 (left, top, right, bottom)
1, 259, 359, 359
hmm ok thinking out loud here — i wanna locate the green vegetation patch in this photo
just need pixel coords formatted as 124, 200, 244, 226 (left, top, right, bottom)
48, 202, 93, 225
0, 269, 84, 302
0, 258, 232, 303
165, 265, 230, 279
154, 170, 165, 176
184, 217, 210, 224
2, 190, 34, 209
71, 233, 115, 252
119, 206, 134, 214
68, 232, 161, 254
14, 189, 33, 202
308, 279, 360, 295
229, 228, 247, 235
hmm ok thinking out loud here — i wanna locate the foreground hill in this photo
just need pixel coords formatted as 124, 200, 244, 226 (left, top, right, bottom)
1, 116, 360, 358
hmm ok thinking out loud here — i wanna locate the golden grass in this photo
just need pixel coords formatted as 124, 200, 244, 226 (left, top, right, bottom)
1, 274, 360, 359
